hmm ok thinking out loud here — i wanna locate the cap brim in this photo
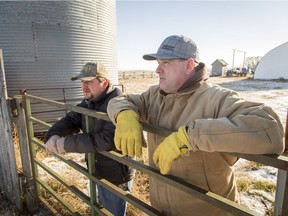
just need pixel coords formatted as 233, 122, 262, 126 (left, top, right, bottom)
143, 53, 181, 61
71, 76, 78, 81
71, 75, 96, 81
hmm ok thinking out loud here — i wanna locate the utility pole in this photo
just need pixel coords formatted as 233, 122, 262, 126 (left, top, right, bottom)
232, 49, 246, 69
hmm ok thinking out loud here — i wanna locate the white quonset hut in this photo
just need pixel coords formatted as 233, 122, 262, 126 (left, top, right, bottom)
254, 42, 288, 79
0, 0, 118, 131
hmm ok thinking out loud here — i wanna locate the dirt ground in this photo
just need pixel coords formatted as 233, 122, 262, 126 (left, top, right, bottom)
1, 74, 287, 216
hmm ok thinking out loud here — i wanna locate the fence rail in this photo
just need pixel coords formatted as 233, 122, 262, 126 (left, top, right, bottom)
16, 93, 287, 216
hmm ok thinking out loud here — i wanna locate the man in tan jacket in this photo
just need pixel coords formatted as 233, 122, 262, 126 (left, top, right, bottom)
107, 35, 284, 215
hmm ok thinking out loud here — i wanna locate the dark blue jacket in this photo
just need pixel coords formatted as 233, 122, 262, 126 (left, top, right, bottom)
45, 86, 133, 184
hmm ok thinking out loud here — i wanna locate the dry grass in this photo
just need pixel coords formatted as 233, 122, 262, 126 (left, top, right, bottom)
12, 124, 23, 173
40, 178, 90, 215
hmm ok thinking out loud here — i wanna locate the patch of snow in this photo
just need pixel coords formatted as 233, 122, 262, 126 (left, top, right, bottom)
246, 166, 278, 183
239, 192, 270, 215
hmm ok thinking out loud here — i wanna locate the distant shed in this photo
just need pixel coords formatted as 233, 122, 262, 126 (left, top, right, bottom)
254, 41, 288, 79
210, 59, 228, 76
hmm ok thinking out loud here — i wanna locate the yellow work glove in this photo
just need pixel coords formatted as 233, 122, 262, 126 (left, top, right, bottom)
115, 110, 144, 157
153, 126, 192, 175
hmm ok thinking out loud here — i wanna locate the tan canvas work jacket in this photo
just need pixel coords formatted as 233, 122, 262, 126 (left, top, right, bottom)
107, 71, 284, 215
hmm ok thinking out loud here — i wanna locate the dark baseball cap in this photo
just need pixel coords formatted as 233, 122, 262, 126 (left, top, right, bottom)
143, 35, 199, 62
71, 61, 108, 81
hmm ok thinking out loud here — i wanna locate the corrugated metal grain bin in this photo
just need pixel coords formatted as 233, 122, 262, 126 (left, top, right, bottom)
0, 0, 118, 132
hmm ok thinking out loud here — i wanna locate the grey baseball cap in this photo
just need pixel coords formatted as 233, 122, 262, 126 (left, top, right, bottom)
71, 61, 108, 81
143, 35, 199, 62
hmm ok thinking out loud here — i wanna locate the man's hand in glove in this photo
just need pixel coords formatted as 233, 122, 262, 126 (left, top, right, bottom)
45, 135, 60, 153
45, 135, 66, 154
115, 110, 145, 157
56, 137, 66, 154
153, 126, 192, 174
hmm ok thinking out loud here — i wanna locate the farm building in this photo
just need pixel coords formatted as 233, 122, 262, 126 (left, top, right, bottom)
254, 41, 288, 79
210, 59, 228, 76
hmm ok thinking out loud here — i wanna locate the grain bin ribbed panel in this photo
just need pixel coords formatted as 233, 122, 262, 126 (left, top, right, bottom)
0, 0, 118, 132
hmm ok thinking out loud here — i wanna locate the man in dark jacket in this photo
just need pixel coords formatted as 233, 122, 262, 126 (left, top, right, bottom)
45, 61, 133, 216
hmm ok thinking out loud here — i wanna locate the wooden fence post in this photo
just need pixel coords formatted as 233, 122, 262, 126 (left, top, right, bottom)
0, 49, 23, 210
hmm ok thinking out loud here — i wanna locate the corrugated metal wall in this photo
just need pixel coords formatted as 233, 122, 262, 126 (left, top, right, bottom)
0, 0, 118, 131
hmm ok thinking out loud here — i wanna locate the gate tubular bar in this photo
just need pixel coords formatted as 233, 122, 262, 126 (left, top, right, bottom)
36, 178, 82, 216
32, 137, 163, 216
23, 93, 288, 215
34, 159, 110, 216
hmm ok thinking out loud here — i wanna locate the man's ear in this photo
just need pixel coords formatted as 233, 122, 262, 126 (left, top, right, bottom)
186, 58, 195, 74
105, 79, 111, 88
104, 78, 109, 88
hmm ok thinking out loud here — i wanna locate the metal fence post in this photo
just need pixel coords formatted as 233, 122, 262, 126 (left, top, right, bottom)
13, 95, 39, 212
21, 92, 41, 211
274, 109, 288, 216
85, 115, 98, 216
274, 169, 288, 216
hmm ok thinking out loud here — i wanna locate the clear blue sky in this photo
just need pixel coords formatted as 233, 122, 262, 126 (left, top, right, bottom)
116, 1, 288, 71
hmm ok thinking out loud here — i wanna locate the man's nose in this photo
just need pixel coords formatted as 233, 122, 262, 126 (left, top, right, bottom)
156, 65, 162, 74
82, 83, 88, 90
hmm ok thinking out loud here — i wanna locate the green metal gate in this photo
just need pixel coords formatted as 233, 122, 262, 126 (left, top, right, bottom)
21, 93, 288, 216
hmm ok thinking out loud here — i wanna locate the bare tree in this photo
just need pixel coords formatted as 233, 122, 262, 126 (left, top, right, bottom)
245, 56, 262, 71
